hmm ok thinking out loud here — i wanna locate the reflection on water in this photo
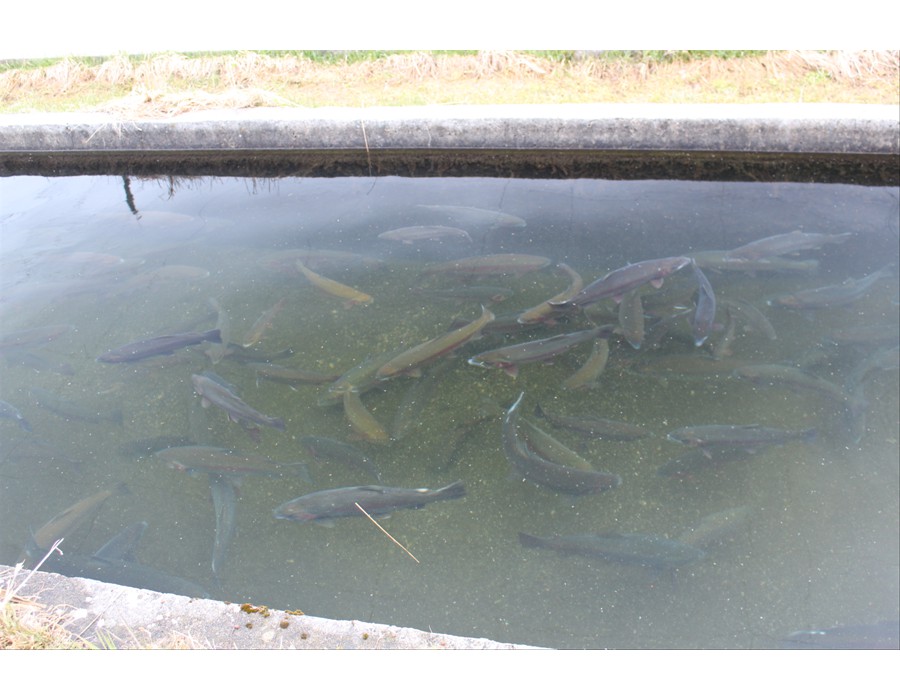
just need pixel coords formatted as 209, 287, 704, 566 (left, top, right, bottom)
1, 174, 898, 649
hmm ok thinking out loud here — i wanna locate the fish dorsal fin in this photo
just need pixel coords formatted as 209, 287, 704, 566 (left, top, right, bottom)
93, 521, 148, 562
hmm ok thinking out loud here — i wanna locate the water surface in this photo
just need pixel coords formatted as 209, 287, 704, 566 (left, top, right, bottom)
1, 174, 897, 648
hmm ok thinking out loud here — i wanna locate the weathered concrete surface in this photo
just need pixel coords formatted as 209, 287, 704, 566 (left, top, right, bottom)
1, 565, 540, 649
1, 103, 897, 153
1, 103, 897, 182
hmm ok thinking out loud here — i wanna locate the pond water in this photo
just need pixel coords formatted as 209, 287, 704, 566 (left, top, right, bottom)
1, 173, 898, 649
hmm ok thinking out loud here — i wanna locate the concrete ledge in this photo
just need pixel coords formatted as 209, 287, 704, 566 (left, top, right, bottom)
2, 104, 898, 153
1, 565, 540, 649
1, 104, 897, 182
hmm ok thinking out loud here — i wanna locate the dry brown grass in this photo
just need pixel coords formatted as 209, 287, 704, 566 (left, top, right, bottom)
1, 559, 214, 650
1, 50, 897, 118
1, 558, 91, 650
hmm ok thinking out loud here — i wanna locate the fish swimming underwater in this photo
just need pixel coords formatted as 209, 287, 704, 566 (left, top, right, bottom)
191, 372, 286, 434
518, 531, 706, 569
502, 393, 621, 496
273, 481, 466, 525
97, 328, 222, 363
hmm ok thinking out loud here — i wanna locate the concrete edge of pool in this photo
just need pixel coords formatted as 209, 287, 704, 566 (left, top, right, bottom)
1, 103, 898, 181
1, 565, 541, 650
1, 102, 897, 650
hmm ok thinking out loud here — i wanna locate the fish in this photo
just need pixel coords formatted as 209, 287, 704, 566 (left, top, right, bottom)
414, 204, 527, 229
26, 483, 129, 561
320, 348, 403, 406
97, 328, 222, 363
241, 297, 287, 348
719, 298, 777, 341
295, 259, 372, 307
39, 250, 126, 274
731, 363, 868, 417
768, 265, 894, 310
636, 307, 693, 351
205, 297, 232, 364
93, 521, 148, 561
0, 324, 73, 355
534, 404, 653, 441
119, 434, 196, 458
376, 306, 495, 380
502, 393, 621, 496
690, 261, 716, 347
823, 323, 900, 346
550, 256, 692, 308
656, 446, 756, 478
630, 353, 753, 382
468, 325, 613, 379
518, 532, 706, 569
343, 389, 391, 444
725, 230, 855, 261
247, 362, 339, 386
710, 306, 738, 360
209, 472, 239, 577
676, 506, 752, 550
520, 419, 595, 471
689, 250, 820, 274
299, 435, 381, 482
423, 253, 552, 278
845, 344, 899, 389
617, 289, 646, 349
561, 337, 610, 390
516, 263, 584, 325
191, 372, 286, 433
1, 435, 84, 471
2, 350, 76, 376
273, 481, 466, 524
0, 399, 31, 432
666, 423, 817, 451
155, 445, 311, 481
40, 522, 210, 599
29, 387, 123, 425
378, 225, 473, 244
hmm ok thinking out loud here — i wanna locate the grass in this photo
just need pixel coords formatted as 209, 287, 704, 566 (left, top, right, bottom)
0, 544, 209, 650
0, 49, 897, 117
1, 542, 91, 649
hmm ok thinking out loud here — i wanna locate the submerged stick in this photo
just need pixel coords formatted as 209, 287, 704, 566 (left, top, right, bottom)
354, 502, 420, 563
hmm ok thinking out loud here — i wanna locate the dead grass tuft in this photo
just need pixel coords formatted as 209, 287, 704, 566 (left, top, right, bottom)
1, 50, 897, 116
1, 557, 91, 650
100, 86, 296, 118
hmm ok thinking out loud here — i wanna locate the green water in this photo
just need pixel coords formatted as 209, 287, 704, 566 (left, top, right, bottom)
1, 174, 897, 648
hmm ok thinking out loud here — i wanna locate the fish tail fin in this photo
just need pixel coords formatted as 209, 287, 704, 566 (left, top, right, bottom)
518, 532, 543, 549
207, 328, 223, 344
437, 480, 466, 500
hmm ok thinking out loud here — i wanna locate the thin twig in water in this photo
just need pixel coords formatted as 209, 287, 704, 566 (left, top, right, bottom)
354, 502, 420, 563
360, 120, 373, 177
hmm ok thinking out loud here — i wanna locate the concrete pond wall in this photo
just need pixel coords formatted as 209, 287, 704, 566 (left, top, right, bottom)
1, 103, 897, 649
